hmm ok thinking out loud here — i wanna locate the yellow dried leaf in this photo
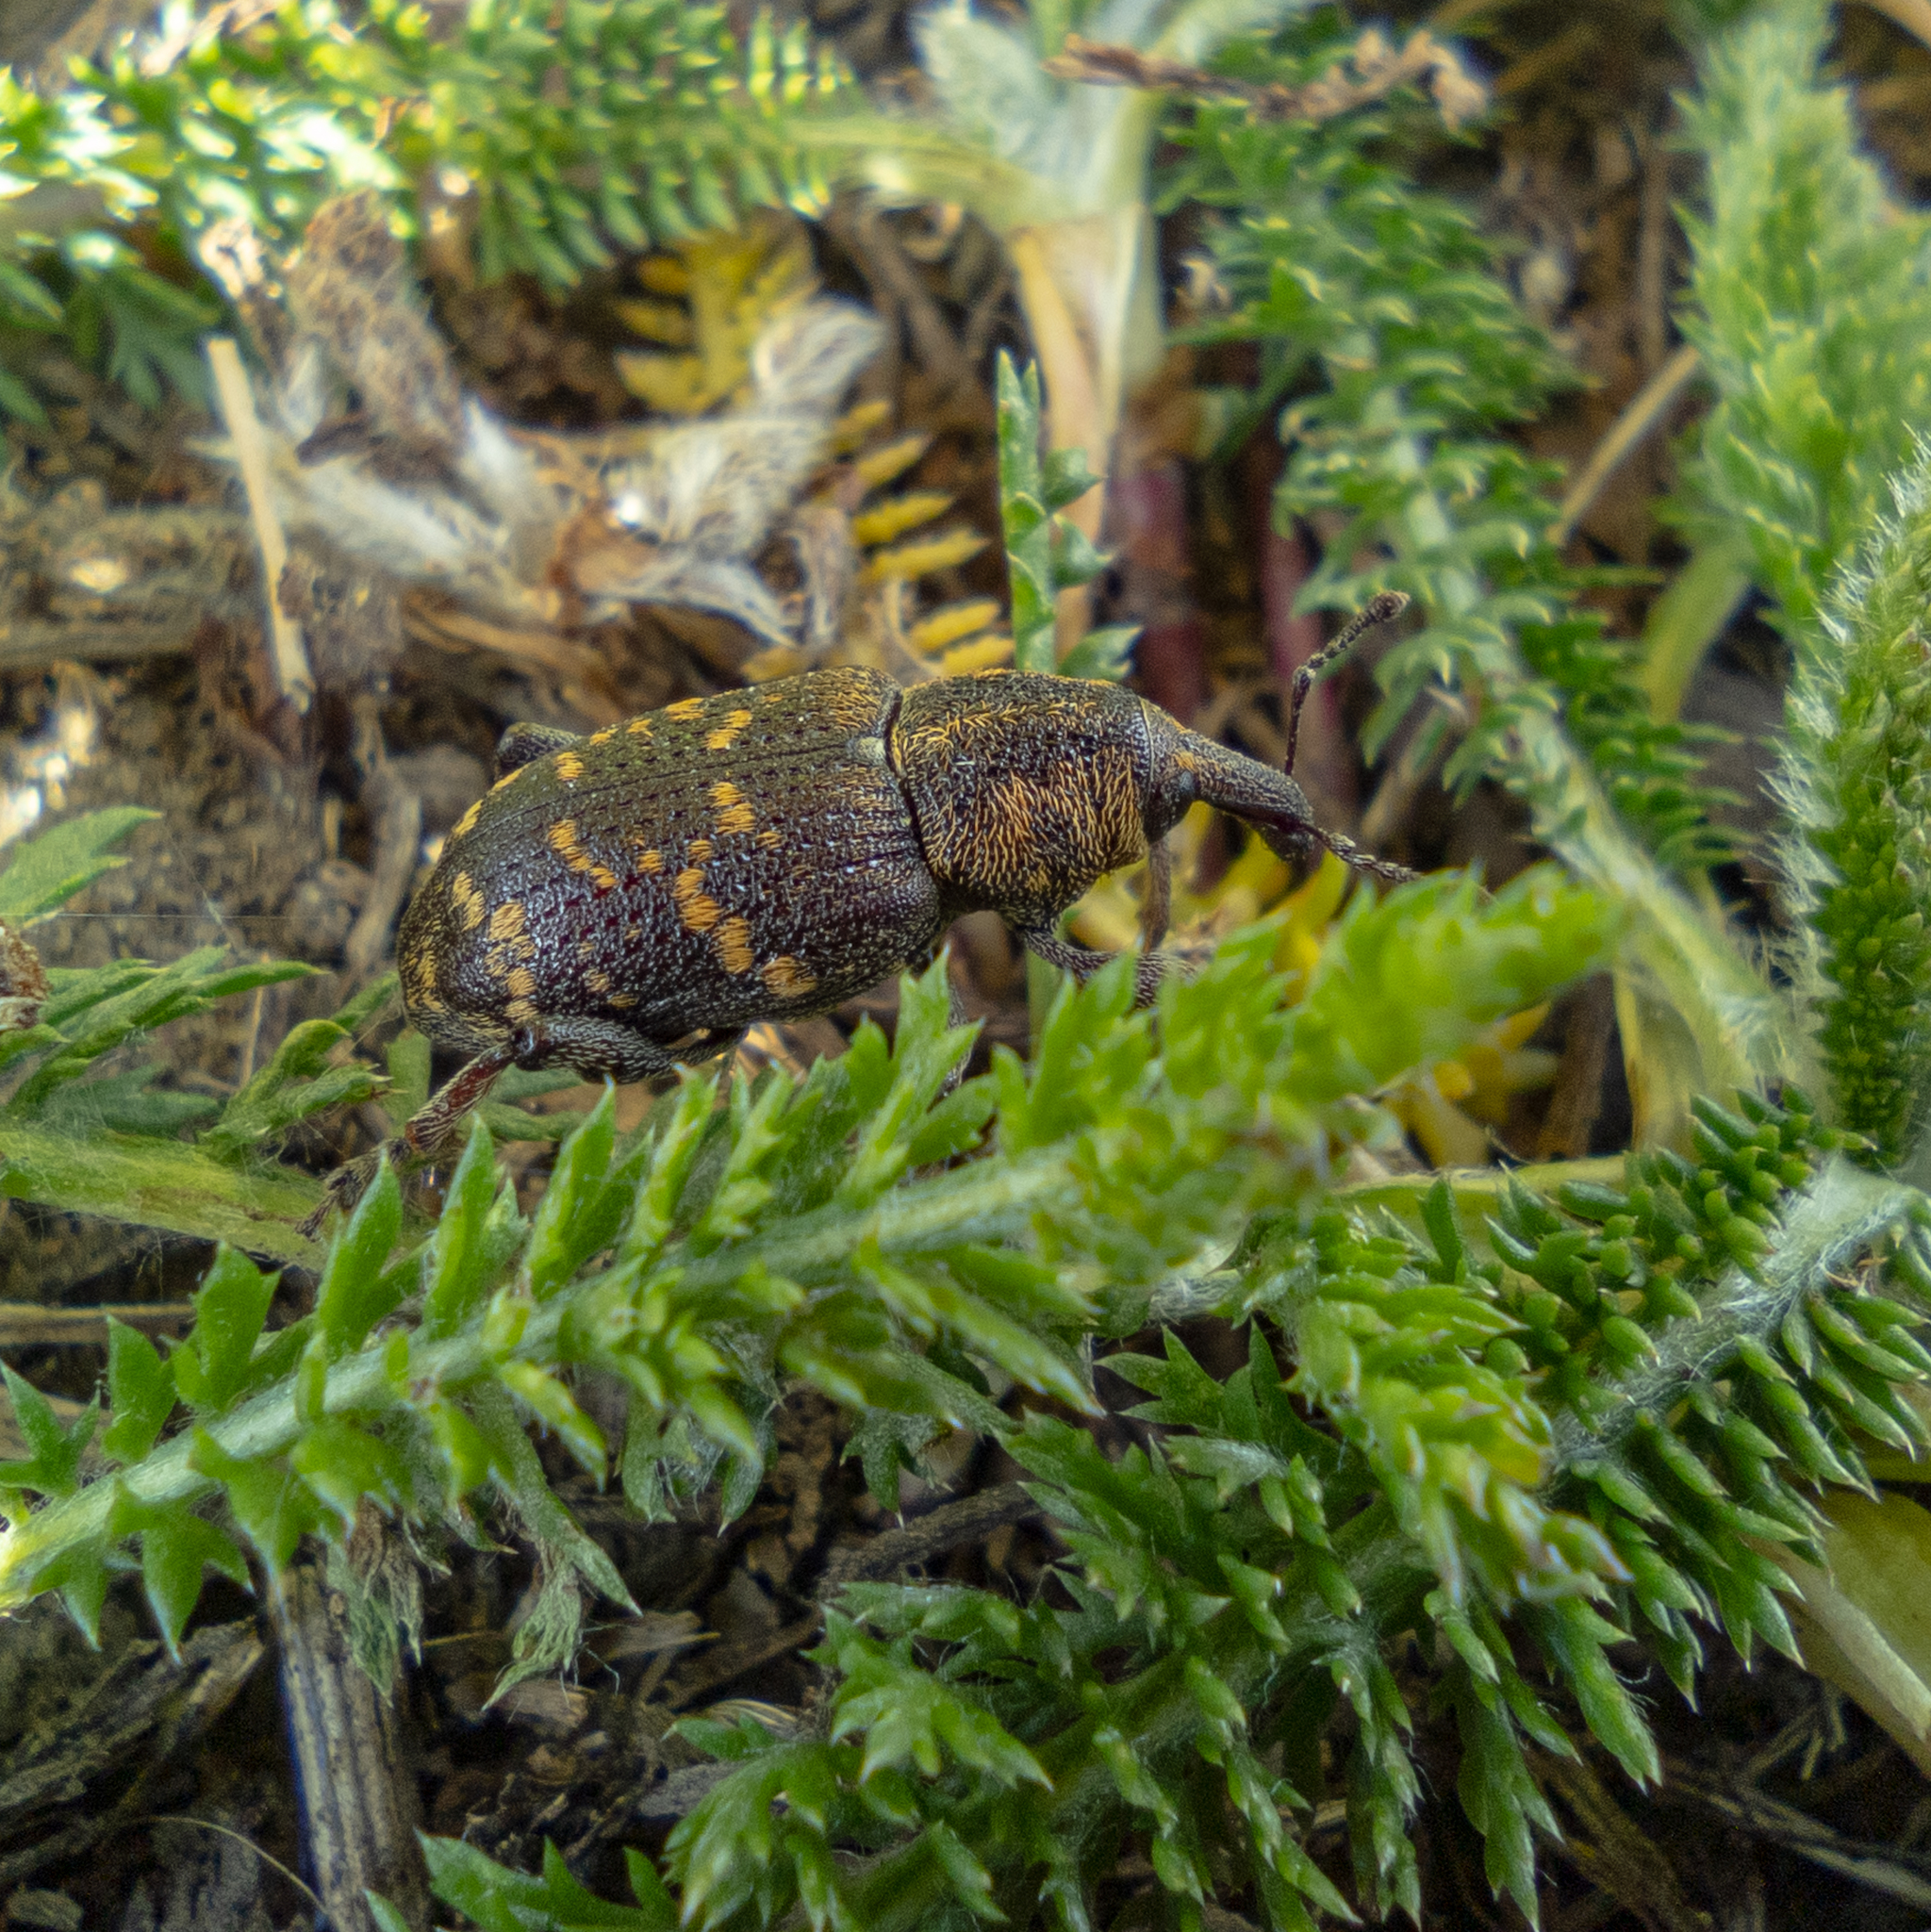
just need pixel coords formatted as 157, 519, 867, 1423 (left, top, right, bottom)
637, 256, 692, 296
830, 399, 894, 454
939, 635, 1014, 676
851, 491, 953, 548
852, 432, 932, 488
614, 297, 695, 348
908, 600, 1003, 653
743, 645, 812, 682
616, 350, 713, 416
1774, 1489, 1931, 1777
619, 209, 817, 418
862, 529, 988, 583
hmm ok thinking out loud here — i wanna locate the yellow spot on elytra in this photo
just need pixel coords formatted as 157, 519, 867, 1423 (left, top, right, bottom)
452, 871, 485, 930
505, 996, 539, 1024
705, 708, 753, 751
755, 827, 783, 850
488, 901, 527, 942
761, 956, 817, 999
627, 716, 654, 739
578, 938, 596, 959
636, 846, 664, 874
673, 867, 722, 933
586, 968, 612, 995
686, 837, 714, 864
710, 781, 754, 835
451, 800, 482, 840
590, 726, 616, 744
555, 751, 585, 782
714, 916, 754, 975
589, 865, 619, 891
506, 966, 537, 998
509, 936, 536, 963
665, 698, 704, 721
406, 947, 438, 1002
625, 924, 641, 942
484, 947, 510, 979
608, 991, 637, 1009
490, 764, 526, 794
548, 819, 580, 856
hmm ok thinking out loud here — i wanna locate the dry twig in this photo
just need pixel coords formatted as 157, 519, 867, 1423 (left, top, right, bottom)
1045, 26, 1488, 130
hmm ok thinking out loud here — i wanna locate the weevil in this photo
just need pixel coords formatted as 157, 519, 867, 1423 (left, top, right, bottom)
309, 594, 1411, 1225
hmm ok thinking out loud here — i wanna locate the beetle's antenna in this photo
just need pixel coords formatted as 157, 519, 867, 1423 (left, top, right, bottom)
1284, 590, 1410, 777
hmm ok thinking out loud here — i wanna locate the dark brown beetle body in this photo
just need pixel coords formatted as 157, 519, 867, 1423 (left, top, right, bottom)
317, 596, 1408, 1223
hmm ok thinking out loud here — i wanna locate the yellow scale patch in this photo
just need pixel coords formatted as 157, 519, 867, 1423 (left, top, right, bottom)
506, 966, 537, 998
665, 698, 705, 722
548, 817, 619, 890
704, 708, 753, 751
756, 827, 783, 850
710, 781, 755, 836
713, 916, 755, 975
609, 991, 638, 1009
761, 956, 817, 998
406, 946, 440, 1006
505, 996, 540, 1025
673, 867, 723, 933
590, 727, 617, 745
586, 969, 612, 994
451, 871, 486, 931
490, 763, 527, 795
687, 837, 714, 864
636, 846, 664, 874
451, 800, 482, 841
627, 717, 654, 740
488, 901, 527, 942
555, 751, 585, 782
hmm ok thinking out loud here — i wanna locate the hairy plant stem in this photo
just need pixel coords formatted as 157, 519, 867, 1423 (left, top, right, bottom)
0, 1147, 1082, 1606
822, 1156, 1920, 1914
1550, 1154, 1926, 1463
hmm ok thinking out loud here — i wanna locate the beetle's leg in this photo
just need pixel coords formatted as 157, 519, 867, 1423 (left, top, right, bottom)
1015, 924, 1170, 1006
302, 1046, 517, 1237
1141, 834, 1173, 953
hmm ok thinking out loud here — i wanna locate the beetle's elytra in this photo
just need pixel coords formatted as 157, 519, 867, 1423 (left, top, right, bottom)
314, 597, 1410, 1224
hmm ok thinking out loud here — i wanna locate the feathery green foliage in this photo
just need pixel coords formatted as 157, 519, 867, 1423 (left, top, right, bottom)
1674, 1, 1931, 1165
1675, 0, 1931, 648
0, 875, 1617, 1638
1163, 14, 1791, 1118
1164, 17, 1738, 879
1774, 454, 1931, 1166
995, 352, 1138, 678
378, 1088, 1929, 1930
0, 0, 856, 415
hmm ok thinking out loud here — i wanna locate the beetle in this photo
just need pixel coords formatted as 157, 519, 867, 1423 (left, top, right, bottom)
309, 593, 1410, 1225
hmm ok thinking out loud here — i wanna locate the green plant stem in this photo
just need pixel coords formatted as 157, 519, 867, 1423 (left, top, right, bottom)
1639, 536, 1755, 723
0, 1123, 325, 1264
826, 1154, 1923, 1918
0, 1144, 1080, 1607
1549, 1153, 1925, 1464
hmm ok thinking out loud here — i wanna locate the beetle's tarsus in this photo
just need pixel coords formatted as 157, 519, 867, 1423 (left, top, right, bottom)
1140, 835, 1173, 954
299, 1046, 518, 1236
1016, 924, 1171, 1006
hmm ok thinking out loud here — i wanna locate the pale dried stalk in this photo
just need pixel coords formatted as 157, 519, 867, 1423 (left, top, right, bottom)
206, 336, 315, 712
